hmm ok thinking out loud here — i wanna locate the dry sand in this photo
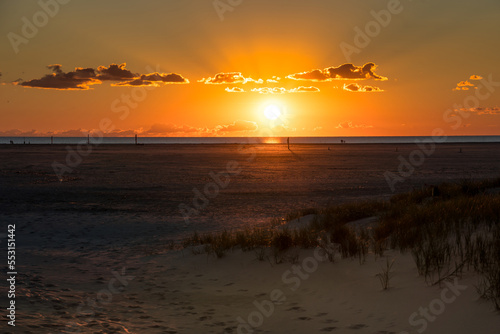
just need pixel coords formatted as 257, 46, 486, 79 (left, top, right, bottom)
0, 143, 499, 333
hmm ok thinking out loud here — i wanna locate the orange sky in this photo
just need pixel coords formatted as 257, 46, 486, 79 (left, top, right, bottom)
1, 0, 499, 137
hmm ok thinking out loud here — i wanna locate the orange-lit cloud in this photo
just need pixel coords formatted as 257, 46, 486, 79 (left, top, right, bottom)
289, 86, 320, 93
266, 76, 281, 83
198, 72, 263, 84
225, 87, 245, 93
251, 87, 287, 94
457, 81, 474, 87
336, 121, 373, 129
342, 83, 383, 92
1, 120, 259, 137
251, 86, 320, 94
215, 120, 258, 133
287, 63, 387, 81
454, 107, 500, 115
0, 128, 91, 136
18, 64, 101, 90
453, 75, 483, 91
145, 123, 204, 135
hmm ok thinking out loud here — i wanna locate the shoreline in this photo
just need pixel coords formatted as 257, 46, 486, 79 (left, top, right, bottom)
2, 142, 500, 147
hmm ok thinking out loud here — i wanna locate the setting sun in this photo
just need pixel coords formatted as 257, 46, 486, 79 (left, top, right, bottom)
264, 104, 282, 120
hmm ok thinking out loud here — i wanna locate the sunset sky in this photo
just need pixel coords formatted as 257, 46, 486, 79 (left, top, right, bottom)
1, 0, 499, 137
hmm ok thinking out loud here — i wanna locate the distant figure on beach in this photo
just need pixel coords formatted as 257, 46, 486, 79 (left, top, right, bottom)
287, 137, 290, 150
431, 185, 440, 197
10, 140, 14, 144
328, 147, 331, 151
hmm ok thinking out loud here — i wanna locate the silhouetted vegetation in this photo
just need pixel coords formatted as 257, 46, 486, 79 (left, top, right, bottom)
183, 177, 500, 309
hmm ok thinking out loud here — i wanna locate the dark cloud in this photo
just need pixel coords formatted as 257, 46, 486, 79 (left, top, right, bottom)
96, 63, 137, 81
343, 83, 383, 92
47, 64, 63, 74
18, 65, 100, 90
112, 79, 153, 87
287, 63, 387, 81
470, 75, 483, 80
114, 72, 189, 86
199, 72, 263, 84
17, 64, 189, 90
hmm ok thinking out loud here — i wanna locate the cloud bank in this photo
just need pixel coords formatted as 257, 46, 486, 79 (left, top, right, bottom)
342, 83, 383, 92
17, 63, 189, 90
198, 72, 263, 84
287, 63, 387, 81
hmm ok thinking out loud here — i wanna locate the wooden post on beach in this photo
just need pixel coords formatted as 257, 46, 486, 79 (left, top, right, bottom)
135, 134, 138, 145
87, 134, 90, 145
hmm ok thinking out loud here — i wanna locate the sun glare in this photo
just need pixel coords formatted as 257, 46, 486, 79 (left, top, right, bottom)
264, 104, 282, 120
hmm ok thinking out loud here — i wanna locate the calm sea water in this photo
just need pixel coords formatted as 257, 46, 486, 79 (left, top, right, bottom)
2, 136, 500, 145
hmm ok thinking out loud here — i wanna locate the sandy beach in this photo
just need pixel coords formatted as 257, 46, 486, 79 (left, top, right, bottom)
1, 143, 500, 333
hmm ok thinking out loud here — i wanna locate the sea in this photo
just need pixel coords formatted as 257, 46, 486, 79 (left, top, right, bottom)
2, 135, 500, 145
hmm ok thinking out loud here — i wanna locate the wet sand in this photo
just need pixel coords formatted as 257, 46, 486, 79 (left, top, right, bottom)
1, 143, 500, 233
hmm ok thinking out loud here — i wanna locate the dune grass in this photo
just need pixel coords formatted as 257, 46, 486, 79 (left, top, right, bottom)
183, 177, 500, 308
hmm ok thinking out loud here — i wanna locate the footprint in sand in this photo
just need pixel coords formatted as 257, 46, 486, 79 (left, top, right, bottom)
286, 306, 305, 312
348, 324, 367, 329
320, 327, 337, 332
297, 316, 312, 321
322, 319, 338, 324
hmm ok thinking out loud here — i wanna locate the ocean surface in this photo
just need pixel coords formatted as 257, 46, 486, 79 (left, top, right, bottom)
2, 135, 500, 145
